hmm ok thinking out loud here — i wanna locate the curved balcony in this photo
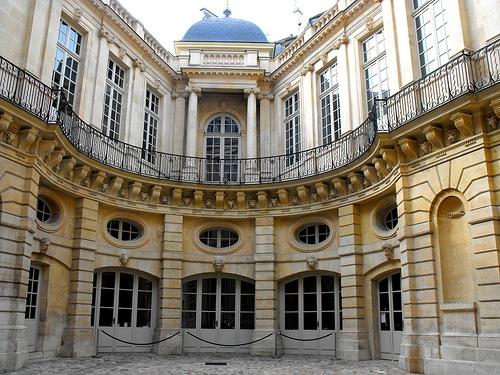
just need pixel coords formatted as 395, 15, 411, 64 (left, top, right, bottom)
0, 40, 498, 186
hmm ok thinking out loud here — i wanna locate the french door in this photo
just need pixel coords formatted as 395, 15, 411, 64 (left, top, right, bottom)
25, 266, 41, 352
280, 274, 340, 355
182, 276, 255, 353
378, 272, 403, 360
92, 270, 156, 352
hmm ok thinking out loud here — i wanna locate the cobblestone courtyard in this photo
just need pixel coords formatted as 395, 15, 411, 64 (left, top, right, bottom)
9, 354, 416, 375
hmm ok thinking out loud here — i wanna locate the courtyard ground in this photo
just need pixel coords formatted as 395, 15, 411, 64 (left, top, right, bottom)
9, 353, 417, 374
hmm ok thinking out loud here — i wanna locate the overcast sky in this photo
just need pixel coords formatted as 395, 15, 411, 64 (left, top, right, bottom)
118, 0, 335, 51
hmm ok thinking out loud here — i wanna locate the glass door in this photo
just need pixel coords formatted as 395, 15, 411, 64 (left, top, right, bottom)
93, 271, 155, 352
378, 272, 403, 360
25, 266, 41, 352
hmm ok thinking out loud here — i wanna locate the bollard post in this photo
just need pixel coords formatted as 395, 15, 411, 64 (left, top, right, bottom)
274, 330, 278, 358
181, 329, 185, 356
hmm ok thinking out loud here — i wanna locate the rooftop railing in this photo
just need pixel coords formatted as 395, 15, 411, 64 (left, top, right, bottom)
0, 39, 498, 185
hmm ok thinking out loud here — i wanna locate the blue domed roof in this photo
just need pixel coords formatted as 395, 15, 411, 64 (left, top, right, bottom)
182, 16, 268, 43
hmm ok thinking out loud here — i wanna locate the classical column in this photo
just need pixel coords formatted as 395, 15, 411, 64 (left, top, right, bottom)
0, 165, 39, 371
258, 92, 273, 158
171, 90, 187, 155
338, 204, 370, 360
244, 87, 260, 182
60, 198, 98, 357
300, 64, 315, 149
251, 217, 278, 356
154, 214, 183, 354
183, 85, 201, 180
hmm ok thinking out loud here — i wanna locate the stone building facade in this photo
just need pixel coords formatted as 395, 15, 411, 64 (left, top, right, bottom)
0, 0, 499, 373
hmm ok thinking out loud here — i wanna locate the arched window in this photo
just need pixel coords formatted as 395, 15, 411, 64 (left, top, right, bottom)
205, 114, 240, 182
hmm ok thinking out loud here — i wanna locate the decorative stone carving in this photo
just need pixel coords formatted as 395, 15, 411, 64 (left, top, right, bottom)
119, 253, 129, 266
193, 190, 203, 209
133, 58, 146, 72
382, 243, 393, 261
0, 113, 13, 134
423, 125, 444, 149
296, 186, 310, 205
348, 172, 364, 192
332, 177, 348, 196
315, 182, 329, 201
185, 85, 202, 97
329, 188, 338, 199
448, 127, 460, 144
18, 128, 38, 152
365, 16, 374, 31
4, 130, 15, 146
99, 182, 108, 193
46, 149, 65, 169
171, 188, 182, 206
107, 177, 123, 196
277, 189, 289, 206
40, 237, 50, 253
332, 33, 348, 50
183, 197, 192, 207
450, 112, 474, 138
491, 98, 500, 119
306, 256, 318, 270
236, 191, 246, 210
90, 171, 106, 190
118, 187, 127, 198
98, 27, 115, 44
300, 64, 313, 76
58, 157, 76, 179
381, 148, 398, 169
215, 192, 225, 210
243, 87, 261, 96
361, 165, 379, 185
227, 199, 235, 209
311, 192, 320, 202
204, 198, 213, 209
118, 47, 127, 58
440, 208, 465, 218
127, 182, 141, 201
291, 195, 300, 206
270, 197, 280, 207
160, 194, 170, 205
139, 192, 148, 202
213, 256, 224, 273
420, 141, 432, 155
38, 140, 57, 160
150, 186, 162, 204
73, 165, 90, 185
257, 191, 268, 209
372, 157, 389, 178
74, 7, 83, 23
486, 115, 499, 132
398, 138, 418, 161
248, 199, 257, 209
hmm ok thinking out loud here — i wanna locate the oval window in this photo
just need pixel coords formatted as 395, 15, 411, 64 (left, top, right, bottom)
383, 206, 398, 230
36, 196, 59, 223
297, 224, 330, 245
107, 219, 142, 241
199, 228, 239, 248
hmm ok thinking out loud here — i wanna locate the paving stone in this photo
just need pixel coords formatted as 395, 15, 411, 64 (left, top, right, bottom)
9, 354, 417, 375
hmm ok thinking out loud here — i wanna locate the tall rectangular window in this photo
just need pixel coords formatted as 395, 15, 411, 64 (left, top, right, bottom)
284, 92, 301, 166
142, 88, 159, 163
52, 20, 82, 106
319, 63, 341, 145
102, 59, 125, 140
413, 0, 449, 76
363, 29, 389, 115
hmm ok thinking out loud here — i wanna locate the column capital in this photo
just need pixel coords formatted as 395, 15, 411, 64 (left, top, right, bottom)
244, 87, 261, 95
258, 91, 274, 101
185, 85, 202, 96
300, 63, 314, 76
171, 90, 188, 99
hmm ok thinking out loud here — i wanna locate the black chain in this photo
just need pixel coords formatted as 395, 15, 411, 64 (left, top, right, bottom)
278, 331, 334, 342
185, 331, 274, 347
99, 329, 180, 346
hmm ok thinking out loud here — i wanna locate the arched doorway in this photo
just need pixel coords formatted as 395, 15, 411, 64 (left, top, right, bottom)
181, 274, 255, 353
279, 273, 341, 355
92, 270, 157, 352
204, 114, 241, 182
377, 272, 402, 360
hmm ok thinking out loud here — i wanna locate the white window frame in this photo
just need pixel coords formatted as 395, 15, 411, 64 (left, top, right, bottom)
284, 92, 301, 166
413, 0, 450, 77
142, 88, 160, 163
52, 19, 82, 106
102, 59, 125, 140
362, 29, 389, 116
204, 114, 241, 183
319, 63, 341, 145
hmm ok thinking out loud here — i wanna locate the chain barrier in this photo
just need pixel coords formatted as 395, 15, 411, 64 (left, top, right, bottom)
98, 329, 180, 346
185, 331, 274, 347
278, 331, 334, 342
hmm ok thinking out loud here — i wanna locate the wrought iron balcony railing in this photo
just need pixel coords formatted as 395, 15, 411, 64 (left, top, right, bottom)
0, 39, 498, 185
